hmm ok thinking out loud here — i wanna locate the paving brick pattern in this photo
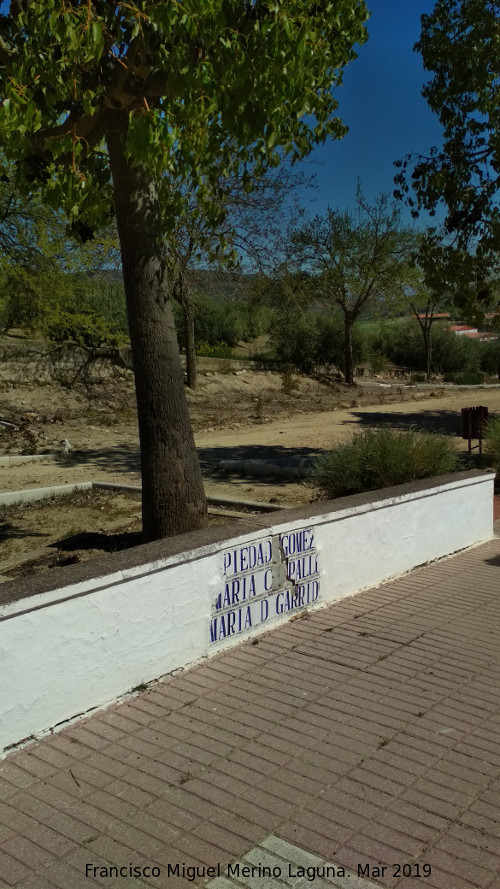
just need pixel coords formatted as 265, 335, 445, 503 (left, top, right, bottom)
206, 834, 380, 889
1, 534, 500, 889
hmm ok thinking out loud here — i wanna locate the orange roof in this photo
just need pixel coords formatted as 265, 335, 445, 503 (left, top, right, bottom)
415, 313, 450, 319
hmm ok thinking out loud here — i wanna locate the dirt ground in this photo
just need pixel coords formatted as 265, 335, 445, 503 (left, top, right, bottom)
0, 489, 257, 580
1, 332, 499, 579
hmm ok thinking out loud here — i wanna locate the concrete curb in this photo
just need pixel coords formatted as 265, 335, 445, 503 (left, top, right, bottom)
0, 481, 92, 507
0, 482, 290, 577
0, 481, 289, 512
0, 452, 59, 466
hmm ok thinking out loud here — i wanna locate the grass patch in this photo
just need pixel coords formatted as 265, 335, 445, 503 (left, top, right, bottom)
311, 428, 461, 498
358, 317, 408, 334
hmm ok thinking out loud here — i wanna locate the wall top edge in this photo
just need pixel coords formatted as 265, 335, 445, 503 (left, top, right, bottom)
0, 470, 493, 615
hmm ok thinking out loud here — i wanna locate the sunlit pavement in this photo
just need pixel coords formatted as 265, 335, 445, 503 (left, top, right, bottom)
1, 530, 500, 889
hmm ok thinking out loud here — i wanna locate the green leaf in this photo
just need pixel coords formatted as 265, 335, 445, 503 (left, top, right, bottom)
91, 21, 104, 58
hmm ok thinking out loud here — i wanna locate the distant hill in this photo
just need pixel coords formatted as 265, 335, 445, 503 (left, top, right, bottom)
85, 267, 259, 301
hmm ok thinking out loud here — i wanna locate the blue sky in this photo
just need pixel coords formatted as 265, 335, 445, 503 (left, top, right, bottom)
300, 0, 445, 225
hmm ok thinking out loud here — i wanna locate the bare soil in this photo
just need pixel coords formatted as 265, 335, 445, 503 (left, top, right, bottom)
0, 490, 254, 580
1, 332, 499, 580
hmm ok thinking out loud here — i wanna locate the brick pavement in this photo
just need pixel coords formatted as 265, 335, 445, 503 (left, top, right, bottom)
1, 532, 500, 889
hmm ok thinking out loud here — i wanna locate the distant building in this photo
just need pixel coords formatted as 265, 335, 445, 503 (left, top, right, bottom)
413, 313, 498, 341
415, 312, 451, 321
449, 324, 498, 342
449, 324, 478, 336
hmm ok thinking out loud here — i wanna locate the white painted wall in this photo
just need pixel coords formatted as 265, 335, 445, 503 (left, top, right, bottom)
0, 472, 494, 754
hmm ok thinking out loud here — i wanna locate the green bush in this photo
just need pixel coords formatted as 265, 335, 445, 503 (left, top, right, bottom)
311, 428, 461, 498
381, 321, 426, 371
196, 341, 234, 359
269, 310, 364, 376
479, 340, 500, 378
193, 296, 246, 346
381, 322, 483, 376
485, 416, 500, 470
72, 277, 129, 337
0, 264, 66, 333
46, 312, 123, 348
432, 327, 481, 374
443, 370, 485, 385
367, 351, 389, 374
173, 295, 274, 350
239, 303, 275, 340
269, 312, 319, 374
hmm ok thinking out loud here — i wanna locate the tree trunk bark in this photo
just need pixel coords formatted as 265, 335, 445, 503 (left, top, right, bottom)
343, 313, 354, 386
424, 327, 432, 380
105, 115, 207, 542
184, 297, 197, 391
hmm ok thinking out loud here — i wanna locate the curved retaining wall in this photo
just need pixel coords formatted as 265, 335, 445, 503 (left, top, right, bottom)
0, 470, 494, 754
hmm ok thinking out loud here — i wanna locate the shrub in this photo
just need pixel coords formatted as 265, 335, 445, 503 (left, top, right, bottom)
382, 322, 483, 376
72, 278, 129, 337
46, 312, 123, 348
443, 370, 485, 385
195, 341, 234, 359
485, 416, 500, 470
432, 327, 481, 374
269, 312, 319, 374
174, 296, 275, 351
240, 303, 275, 340
269, 310, 364, 376
311, 428, 461, 498
383, 321, 426, 371
479, 340, 500, 378
367, 351, 389, 374
192, 295, 246, 346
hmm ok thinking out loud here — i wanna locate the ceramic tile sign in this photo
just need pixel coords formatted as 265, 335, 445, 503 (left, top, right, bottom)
210, 527, 320, 644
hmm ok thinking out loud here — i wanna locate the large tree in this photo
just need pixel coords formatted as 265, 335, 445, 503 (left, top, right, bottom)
287, 193, 415, 385
395, 0, 500, 306
0, 0, 368, 541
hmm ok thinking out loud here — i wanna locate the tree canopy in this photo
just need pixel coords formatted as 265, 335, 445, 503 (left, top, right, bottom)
285, 193, 416, 384
0, 1, 368, 228
395, 0, 500, 279
0, 0, 369, 541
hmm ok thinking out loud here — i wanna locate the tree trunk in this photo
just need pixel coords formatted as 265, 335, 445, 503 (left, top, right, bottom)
424, 326, 432, 380
184, 297, 197, 390
343, 313, 354, 386
105, 115, 207, 542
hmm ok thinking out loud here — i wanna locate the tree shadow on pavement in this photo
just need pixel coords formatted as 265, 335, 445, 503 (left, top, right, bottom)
197, 444, 326, 475
71, 443, 326, 478
345, 409, 463, 436
70, 444, 141, 473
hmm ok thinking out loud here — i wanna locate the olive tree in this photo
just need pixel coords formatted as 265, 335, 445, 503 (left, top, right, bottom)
288, 193, 415, 385
0, 0, 368, 541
